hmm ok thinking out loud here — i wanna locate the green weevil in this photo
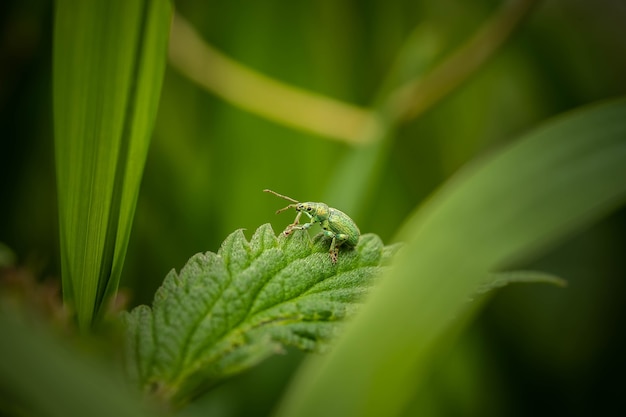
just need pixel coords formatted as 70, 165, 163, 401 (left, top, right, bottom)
264, 189, 360, 264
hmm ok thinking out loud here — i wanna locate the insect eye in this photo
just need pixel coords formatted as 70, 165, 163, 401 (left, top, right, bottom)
307, 207, 312, 211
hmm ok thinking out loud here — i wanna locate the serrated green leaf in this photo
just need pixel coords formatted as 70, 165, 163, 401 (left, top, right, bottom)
124, 224, 396, 407
53, 0, 171, 329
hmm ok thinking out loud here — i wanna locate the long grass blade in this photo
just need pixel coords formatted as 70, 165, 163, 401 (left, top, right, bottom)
53, 0, 171, 329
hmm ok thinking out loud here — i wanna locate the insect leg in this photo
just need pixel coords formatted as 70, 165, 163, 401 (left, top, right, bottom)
328, 236, 339, 264
284, 219, 316, 236
283, 211, 306, 236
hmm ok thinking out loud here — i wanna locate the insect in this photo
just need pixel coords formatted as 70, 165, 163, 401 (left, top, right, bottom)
264, 189, 360, 264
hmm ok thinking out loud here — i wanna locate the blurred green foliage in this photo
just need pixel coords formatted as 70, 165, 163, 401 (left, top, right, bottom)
1, 0, 626, 416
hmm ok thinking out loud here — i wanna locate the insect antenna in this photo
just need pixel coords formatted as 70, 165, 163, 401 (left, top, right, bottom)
264, 189, 300, 215
275, 204, 298, 214
263, 189, 299, 203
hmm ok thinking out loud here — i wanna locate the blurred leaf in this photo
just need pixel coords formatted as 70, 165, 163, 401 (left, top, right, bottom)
387, 0, 540, 122
327, 0, 539, 216
477, 270, 566, 295
0, 314, 153, 417
124, 224, 397, 408
53, 0, 171, 329
275, 98, 626, 417
0, 242, 16, 268
168, 13, 376, 145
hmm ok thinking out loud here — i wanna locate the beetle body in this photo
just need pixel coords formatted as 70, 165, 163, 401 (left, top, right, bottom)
264, 190, 360, 263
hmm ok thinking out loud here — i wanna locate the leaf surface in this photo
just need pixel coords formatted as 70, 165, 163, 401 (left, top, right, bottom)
124, 224, 397, 406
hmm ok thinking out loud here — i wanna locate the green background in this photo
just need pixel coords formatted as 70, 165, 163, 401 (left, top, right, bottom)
1, 0, 625, 416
